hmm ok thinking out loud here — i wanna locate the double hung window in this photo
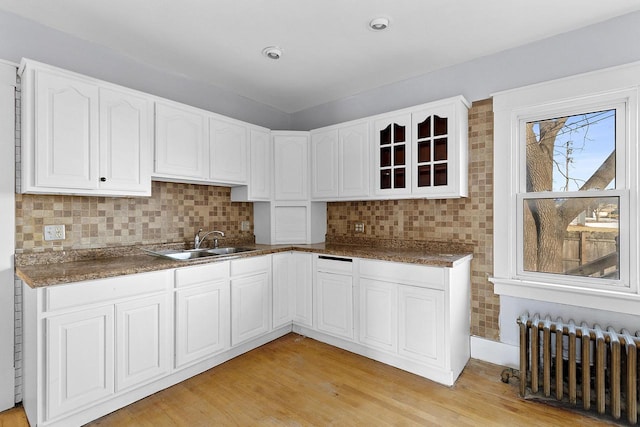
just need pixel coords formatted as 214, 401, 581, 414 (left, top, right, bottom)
492, 63, 639, 311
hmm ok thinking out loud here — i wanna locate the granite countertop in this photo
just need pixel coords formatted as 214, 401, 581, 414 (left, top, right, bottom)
16, 242, 473, 288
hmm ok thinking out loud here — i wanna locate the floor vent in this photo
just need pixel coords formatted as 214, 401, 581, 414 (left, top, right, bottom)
516, 313, 639, 424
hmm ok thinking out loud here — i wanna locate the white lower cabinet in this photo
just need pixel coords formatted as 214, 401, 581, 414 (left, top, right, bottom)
359, 278, 398, 353
272, 252, 313, 329
23, 251, 471, 426
174, 262, 230, 369
115, 294, 171, 391
398, 285, 444, 366
230, 256, 271, 346
315, 256, 354, 340
46, 306, 115, 421
25, 270, 172, 426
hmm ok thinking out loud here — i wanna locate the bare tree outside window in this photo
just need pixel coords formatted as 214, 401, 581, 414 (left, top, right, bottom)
523, 110, 619, 278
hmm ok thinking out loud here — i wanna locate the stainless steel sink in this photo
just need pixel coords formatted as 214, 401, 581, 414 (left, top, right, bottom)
205, 247, 253, 255
143, 247, 254, 261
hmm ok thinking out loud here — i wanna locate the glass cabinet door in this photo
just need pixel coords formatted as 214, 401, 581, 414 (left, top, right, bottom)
375, 114, 411, 194
415, 112, 449, 189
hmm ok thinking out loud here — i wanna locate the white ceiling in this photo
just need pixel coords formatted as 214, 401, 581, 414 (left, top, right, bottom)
2, 0, 640, 113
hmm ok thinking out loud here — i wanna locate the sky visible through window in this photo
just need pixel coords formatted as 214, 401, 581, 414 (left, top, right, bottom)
530, 109, 616, 192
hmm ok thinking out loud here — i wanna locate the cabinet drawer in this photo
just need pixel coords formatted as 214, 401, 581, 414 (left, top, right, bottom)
359, 259, 445, 290
316, 255, 353, 274
44, 270, 171, 312
230, 255, 270, 277
175, 261, 229, 288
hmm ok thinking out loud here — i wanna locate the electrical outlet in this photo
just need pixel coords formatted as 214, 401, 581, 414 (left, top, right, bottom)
354, 222, 365, 233
44, 225, 66, 241
241, 220, 250, 231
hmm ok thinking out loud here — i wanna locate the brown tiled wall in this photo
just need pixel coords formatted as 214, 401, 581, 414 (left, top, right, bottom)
326, 99, 498, 340
15, 181, 253, 252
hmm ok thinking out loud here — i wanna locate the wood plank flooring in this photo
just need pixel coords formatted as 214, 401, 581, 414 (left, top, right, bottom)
1, 333, 618, 426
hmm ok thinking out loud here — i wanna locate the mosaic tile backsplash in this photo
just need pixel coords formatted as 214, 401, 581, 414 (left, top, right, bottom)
14, 99, 497, 340
326, 99, 497, 340
15, 181, 254, 252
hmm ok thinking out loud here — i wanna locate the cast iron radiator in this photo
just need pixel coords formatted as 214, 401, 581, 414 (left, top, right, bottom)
517, 313, 640, 424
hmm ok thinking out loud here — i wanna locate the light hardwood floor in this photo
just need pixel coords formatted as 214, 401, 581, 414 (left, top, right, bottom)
1, 333, 618, 426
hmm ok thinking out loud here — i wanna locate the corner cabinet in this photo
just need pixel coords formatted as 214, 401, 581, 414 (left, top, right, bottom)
19, 59, 153, 196
273, 132, 309, 201
373, 96, 469, 198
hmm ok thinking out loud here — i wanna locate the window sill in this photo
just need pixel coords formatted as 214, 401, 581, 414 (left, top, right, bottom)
490, 277, 640, 316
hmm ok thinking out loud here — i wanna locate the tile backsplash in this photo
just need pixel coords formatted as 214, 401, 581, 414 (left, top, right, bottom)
14, 98, 497, 340
326, 98, 497, 340
15, 181, 253, 252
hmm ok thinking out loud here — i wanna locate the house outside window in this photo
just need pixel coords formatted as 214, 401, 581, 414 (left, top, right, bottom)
492, 63, 639, 314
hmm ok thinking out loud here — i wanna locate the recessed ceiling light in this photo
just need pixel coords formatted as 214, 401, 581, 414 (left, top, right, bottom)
369, 17, 389, 31
262, 46, 283, 60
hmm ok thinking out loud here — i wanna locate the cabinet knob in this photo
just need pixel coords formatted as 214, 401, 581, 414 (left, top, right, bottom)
100, 177, 107, 182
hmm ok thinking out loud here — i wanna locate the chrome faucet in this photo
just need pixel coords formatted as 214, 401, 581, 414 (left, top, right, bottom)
194, 228, 225, 249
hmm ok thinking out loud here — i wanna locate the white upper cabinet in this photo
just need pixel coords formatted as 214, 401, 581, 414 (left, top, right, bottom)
311, 129, 339, 199
410, 99, 468, 197
273, 132, 309, 201
20, 59, 152, 196
374, 113, 412, 197
338, 122, 370, 198
99, 87, 152, 194
373, 96, 469, 199
311, 121, 370, 201
34, 69, 98, 191
209, 116, 248, 184
154, 101, 209, 181
248, 128, 272, 199
230, 127, 272, 201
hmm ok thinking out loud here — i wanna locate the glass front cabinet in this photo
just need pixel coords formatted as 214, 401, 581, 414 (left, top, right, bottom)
374, 114, 412, 196
374, 96, 469, 199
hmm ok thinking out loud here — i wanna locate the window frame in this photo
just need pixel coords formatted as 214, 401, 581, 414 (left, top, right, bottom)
491, 62, 640, 314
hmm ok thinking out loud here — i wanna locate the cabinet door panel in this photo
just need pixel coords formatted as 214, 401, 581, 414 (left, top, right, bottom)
411, 104, 457, 196
46, 306, 114, 420
359, 278, 397, 352
272, 252, 313, 328
116, 294, 170, 391
210, 118, 248, 184
311, 130, 338, 199
292, 253, 313, 326
99, 87, 151, 194
176, 281, 230, 368
231, 273, 270, 346
398, 286, 444, 366
249, 129, 271, 199
274, 134, 308, 200
35, 70, 99, 189
339, 122, 370, 198
272, 253, 293, 328
374, 114, 411, 196
316, 272, 353, 340
155, 102, 208, 179
274, 205, 308, 244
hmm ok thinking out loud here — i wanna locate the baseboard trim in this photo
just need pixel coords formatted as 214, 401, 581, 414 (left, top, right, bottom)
470, 336, 519, 368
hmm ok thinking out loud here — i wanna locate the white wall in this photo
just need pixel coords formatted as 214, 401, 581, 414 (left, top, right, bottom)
0, 10, 291, 130
0, 60, 16, 411
290, 11, 640, 130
